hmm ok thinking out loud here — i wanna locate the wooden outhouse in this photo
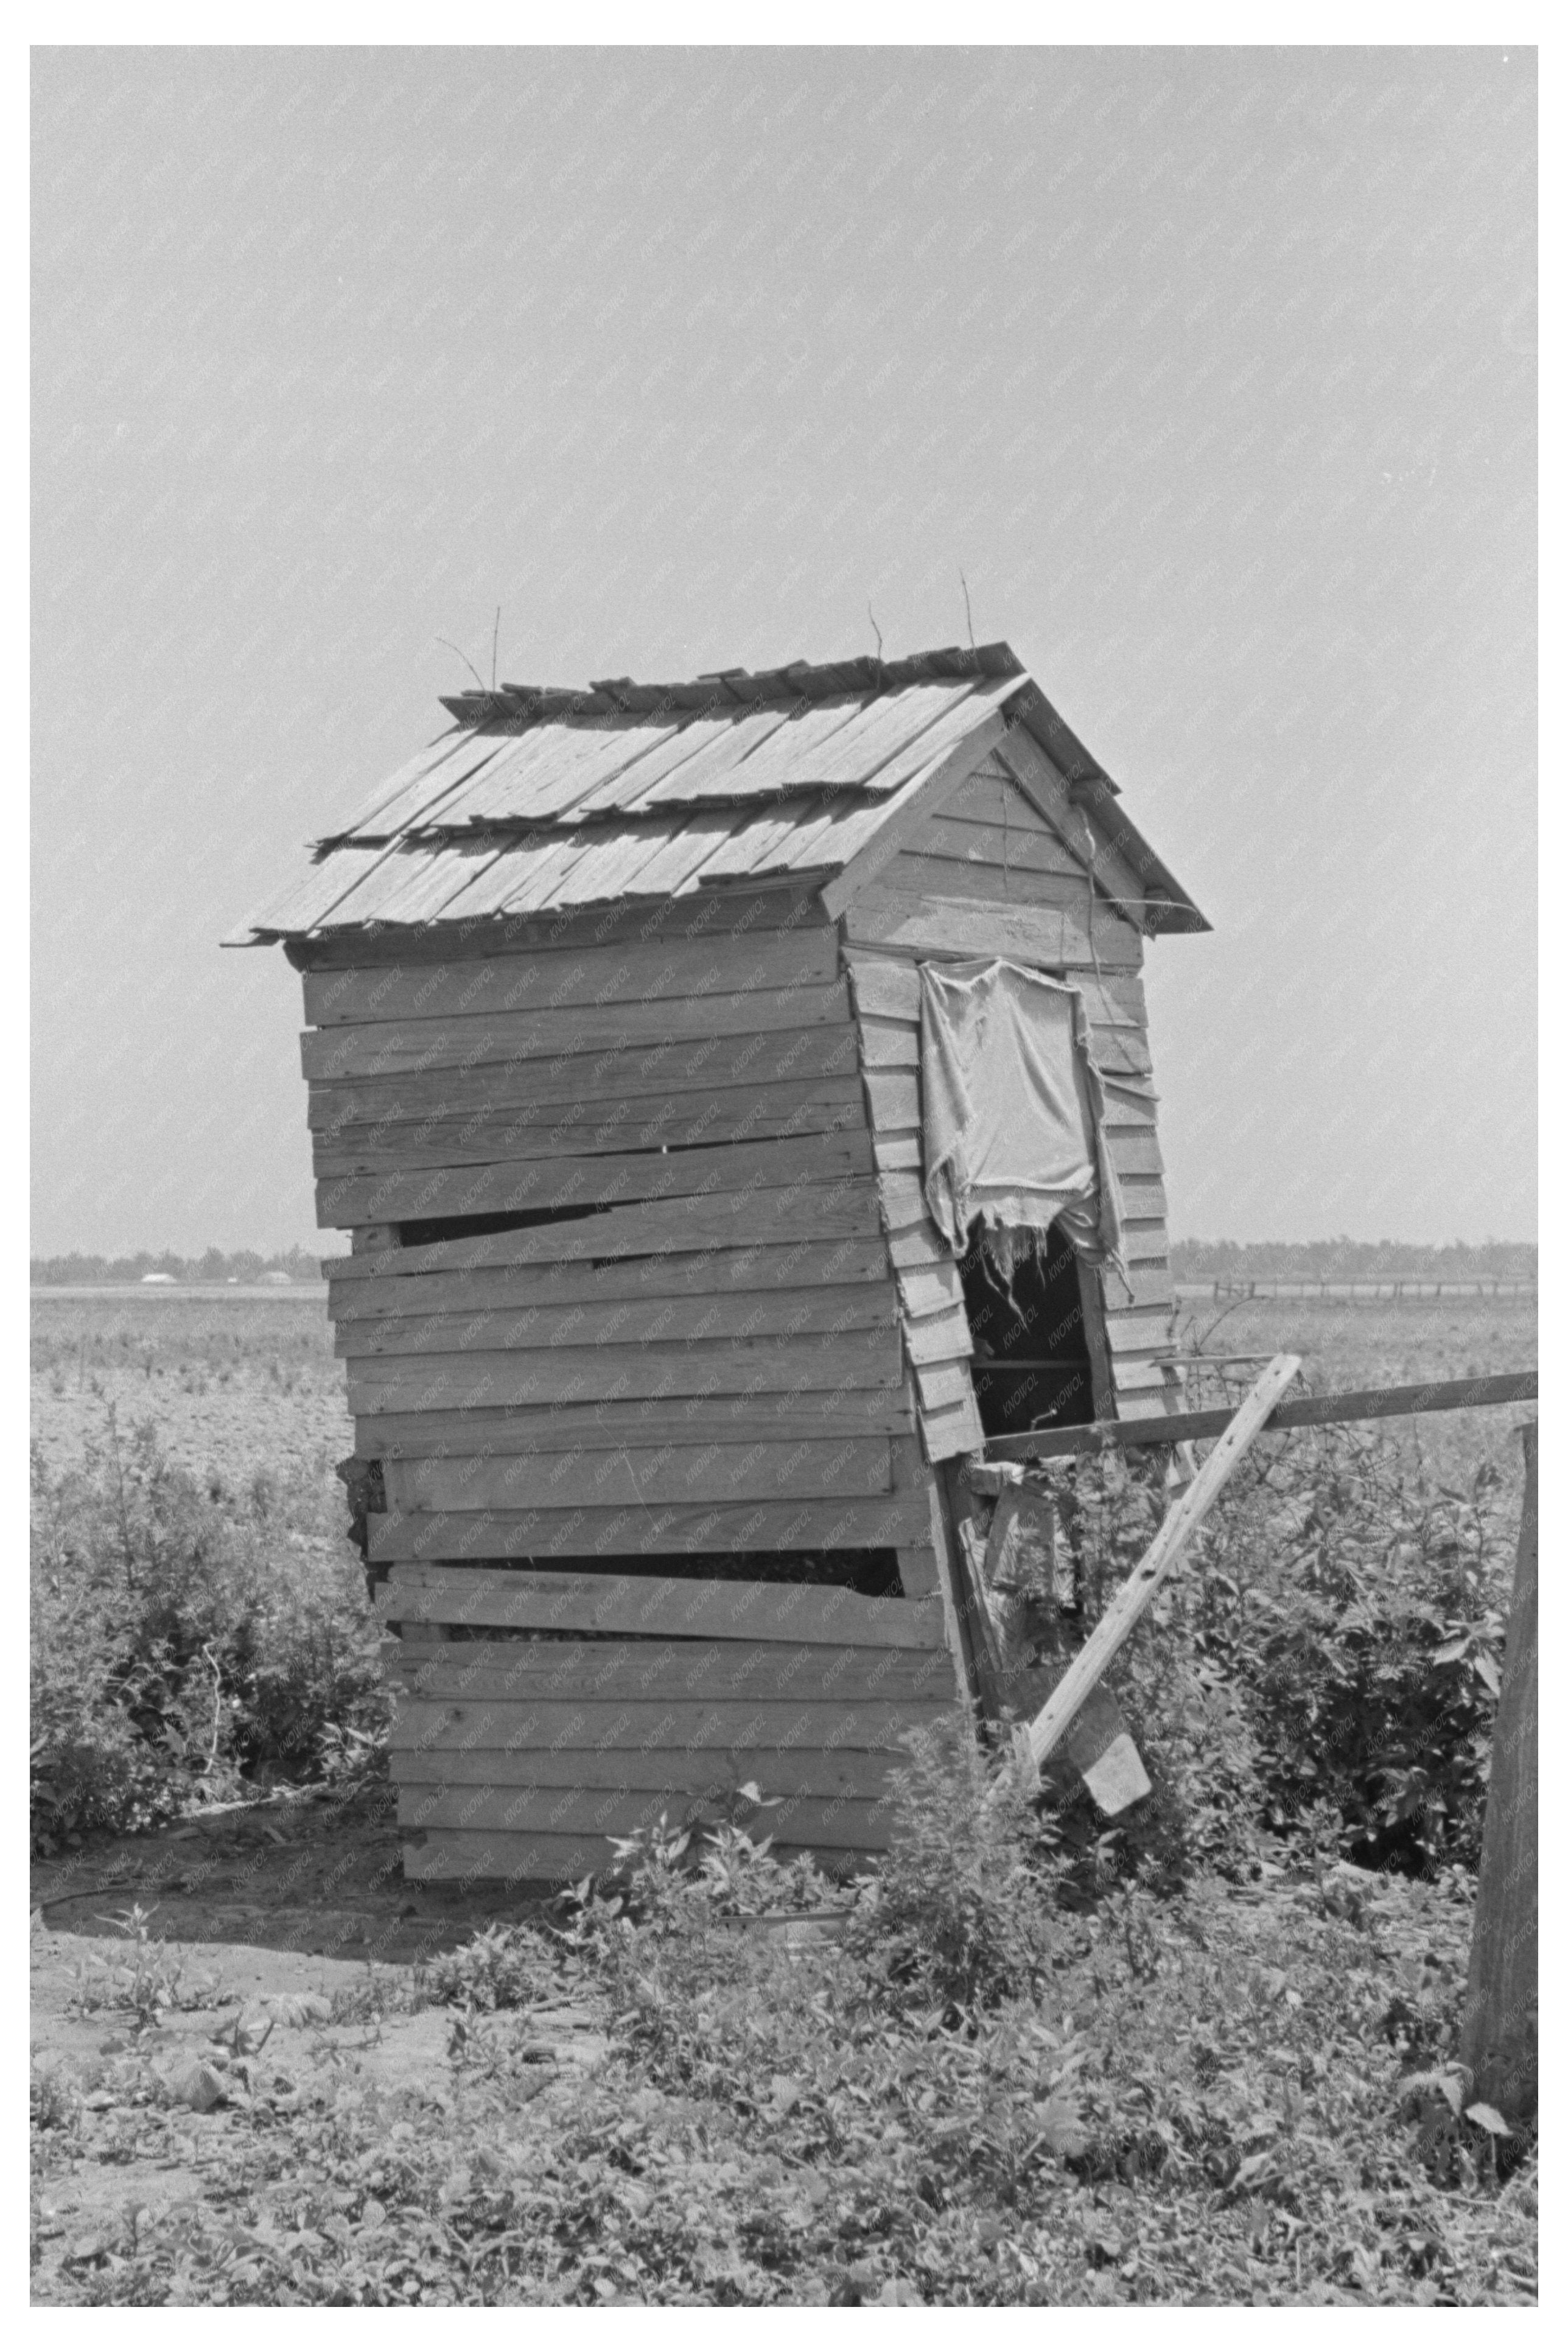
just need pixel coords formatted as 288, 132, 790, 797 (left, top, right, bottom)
235, 641, 1208, 1883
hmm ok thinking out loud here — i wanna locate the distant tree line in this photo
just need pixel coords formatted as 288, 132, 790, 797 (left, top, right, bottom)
29, 1245, 323, 1287
1170, 1237, 1536, 1283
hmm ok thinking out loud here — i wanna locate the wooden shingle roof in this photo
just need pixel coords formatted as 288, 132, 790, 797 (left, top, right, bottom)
235, 641, 1207, 940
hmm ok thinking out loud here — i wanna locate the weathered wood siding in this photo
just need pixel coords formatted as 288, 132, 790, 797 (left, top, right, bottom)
299, 903, 958, 1881
842, 743, 1181, 1439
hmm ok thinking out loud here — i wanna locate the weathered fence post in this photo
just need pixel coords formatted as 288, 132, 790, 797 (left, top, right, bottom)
1460, 1421, 1538, 2122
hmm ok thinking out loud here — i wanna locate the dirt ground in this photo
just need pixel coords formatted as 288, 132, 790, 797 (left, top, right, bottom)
30, 1780, 604, 2299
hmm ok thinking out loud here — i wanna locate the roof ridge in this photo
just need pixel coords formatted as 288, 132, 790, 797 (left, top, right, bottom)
442, 639, 1023, 729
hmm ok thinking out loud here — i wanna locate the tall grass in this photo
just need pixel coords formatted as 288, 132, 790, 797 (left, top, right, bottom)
30, 1408, 385, 1850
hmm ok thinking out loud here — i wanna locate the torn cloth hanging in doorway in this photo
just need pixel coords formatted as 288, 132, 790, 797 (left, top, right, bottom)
919, 959, 1125, 1276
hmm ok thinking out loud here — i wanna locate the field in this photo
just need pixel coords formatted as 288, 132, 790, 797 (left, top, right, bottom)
30, 1285, 1538, 2306
31, 1281, 1536, 1488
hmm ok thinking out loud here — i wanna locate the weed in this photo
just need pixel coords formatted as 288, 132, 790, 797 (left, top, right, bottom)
30, 1412, 386, 1850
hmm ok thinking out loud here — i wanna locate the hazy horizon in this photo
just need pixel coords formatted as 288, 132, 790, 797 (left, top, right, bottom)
32, 47, 1536, 1256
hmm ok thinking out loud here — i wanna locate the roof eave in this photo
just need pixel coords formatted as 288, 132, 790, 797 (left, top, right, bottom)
1003, 683, 1210, 936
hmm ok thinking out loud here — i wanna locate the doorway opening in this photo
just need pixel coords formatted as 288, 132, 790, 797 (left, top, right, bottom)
958, 1217, 1100, 1440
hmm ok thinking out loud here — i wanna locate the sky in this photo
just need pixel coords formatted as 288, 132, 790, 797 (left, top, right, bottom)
31, 45, 1536, 1256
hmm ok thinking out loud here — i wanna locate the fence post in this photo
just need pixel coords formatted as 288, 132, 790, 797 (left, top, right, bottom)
1459, 1422, 1538, 2122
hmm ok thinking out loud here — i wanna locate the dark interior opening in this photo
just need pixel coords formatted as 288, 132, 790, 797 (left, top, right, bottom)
395, 1203, 606, 1247
382, 1549, 905, 1603
959, 1217, 1097, 1440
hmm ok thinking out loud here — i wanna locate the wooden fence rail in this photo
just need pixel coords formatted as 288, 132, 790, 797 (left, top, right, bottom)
989, 1371, 1537, 1461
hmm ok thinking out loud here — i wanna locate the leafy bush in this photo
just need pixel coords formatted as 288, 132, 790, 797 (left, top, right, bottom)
30, 1409, 386, 1850
1183, 1429, 1513, 1871
980, 1423, 1519, 1881
845, 1720, 1063, 2017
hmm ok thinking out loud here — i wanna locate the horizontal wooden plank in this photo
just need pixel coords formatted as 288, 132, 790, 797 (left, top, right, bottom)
307, 1023, 865, 1130
857, 1015, 919, 1068
893, 1544, 942, 1600
886, 851, 1118, 919
912, 814, 1083, 879
346, 1331, 905, 1413
324, 1177, 885, 1280
314, 1078, 867, 1175
390, 1696, 949, 1751
337, 1281, 898, 1360
1106, 1130, 1164, 1178
1099, 1088, 1158, 1130
991, 731, 1154, 917
1105, 1309, 1175, 1355
399, 1830, 621, 1883
303, 929, 841, 1028
887, 1220, 950, 1272
919, 1392, 987, 1462
330, 1236, 893, 1324
387, 1637, 955, 1703
396, 1782, 898, 1849
377, 1563, 945, 1643
894, 1260, 964, 1318
845, 953, 920, 1022
901, 1305, 975, 1366
1091, 1026, 1153, 1078
291, 887, 831, 968
385, 1436, 894, 1514
914, 1360, 975, 1413
861, 1069, 921, 1132
390, 1748, 911, 1801
318, 1129, 873, 1229
371, 1491, 933, 1563
355, 1388, 917, 1458
401, 1828, 877, 1883
871, 1132, 922, 1174
845, 881, 1144, 970
878, 1172, 934, 1233
936, 769, 1065, 836
1102, 1261, 1175, 1312
1115, 1174, 1169, 1224
301, 982, 853, 1084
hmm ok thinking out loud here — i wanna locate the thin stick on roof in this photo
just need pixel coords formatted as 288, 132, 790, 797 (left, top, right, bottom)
436, 635, 485, 691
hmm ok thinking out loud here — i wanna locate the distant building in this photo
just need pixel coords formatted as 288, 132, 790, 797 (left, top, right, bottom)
139, 1271, 177, 1284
